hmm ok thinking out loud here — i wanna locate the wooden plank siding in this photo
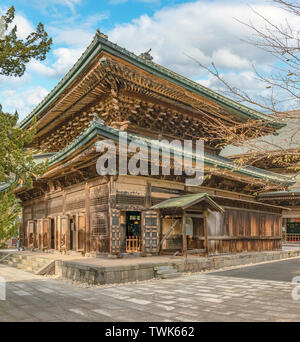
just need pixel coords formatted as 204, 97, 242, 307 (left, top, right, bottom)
19, 175, 283, 255
206, 209, 282, 254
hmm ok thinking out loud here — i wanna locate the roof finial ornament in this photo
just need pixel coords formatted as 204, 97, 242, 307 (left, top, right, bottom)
96, 28, 108, 40
139, 48, 153, 61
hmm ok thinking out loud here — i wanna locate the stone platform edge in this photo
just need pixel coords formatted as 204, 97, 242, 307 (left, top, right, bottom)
54, 249, 300, 285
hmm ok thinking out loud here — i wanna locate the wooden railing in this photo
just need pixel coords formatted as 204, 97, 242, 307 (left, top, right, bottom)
126, 237, 142, 253
283, 233, 300, 242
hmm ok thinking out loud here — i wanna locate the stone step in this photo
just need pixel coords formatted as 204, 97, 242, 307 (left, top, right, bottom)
1, 254, 53, 274
156, 272, 181, 279
10, 256, 45, 265
154, 265, 180, 279
8, 257, 47, 269
3, 260, 35, 272
156, 268, 178, 275
15, 264, 35, 272
154, 265, 174, 271
15, 255, 49, 263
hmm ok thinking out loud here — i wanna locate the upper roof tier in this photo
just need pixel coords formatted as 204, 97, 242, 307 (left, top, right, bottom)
19, 30, 284, 141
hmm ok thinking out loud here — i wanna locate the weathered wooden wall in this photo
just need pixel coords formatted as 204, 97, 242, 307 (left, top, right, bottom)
20, 175, 282, 256
206, 209, 282, 254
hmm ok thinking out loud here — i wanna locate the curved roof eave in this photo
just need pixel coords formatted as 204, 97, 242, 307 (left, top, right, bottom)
19, 32, 285, 131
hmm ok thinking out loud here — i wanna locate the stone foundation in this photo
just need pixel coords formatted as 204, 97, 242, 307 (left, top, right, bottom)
54, 249, 300, 285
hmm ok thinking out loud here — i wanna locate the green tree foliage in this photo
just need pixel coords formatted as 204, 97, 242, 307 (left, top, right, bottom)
0, 6, 52, 77
0, 6, 52, 244
0, 188, 20, 246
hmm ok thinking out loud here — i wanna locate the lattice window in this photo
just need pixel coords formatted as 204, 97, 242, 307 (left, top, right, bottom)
91, 213, 108, 236
90, 196, 109, 206
145, 216, 157, 227
112, 215, 119, 226
33, 202, 45, 219
48, 197, 63, 215
66, 200, 85, 211
117, 194, 145, 206
49, 206, 62, 215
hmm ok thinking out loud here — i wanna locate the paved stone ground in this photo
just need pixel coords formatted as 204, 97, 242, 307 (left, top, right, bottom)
0, 262, 300, 322
211, 257, 300, 282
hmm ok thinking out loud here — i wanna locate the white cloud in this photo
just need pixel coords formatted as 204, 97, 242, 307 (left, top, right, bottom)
0, 10, 35, 40
198, 71, 264, 93
12, 14, 35, 39
1, 87, 49, 119
52, 0, 82, 13
27, 47, 84, 78
52, 47, 84, 75
28, 60, 57, 78
108, 0, 298, 79
0, 72, 31, 89
52, 28, 93, 47
33, 0, 82, 15
211, 49, 251, 70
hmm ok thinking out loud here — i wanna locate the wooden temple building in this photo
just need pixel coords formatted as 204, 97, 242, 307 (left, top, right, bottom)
230, 148, 300, 238
15, 30, 295, 256
248, 151, 300, 238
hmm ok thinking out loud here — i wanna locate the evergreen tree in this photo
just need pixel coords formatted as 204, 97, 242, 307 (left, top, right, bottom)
0, 6, 52, 244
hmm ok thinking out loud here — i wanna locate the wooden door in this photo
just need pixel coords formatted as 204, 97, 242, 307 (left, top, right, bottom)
142, 211, 159, 254
110, 209, 121, 254
77, 214, 86, 252
27, 220, 35, 249
59, 216, 69, 251
37, 219, 43, 250
42, 218, 50, 250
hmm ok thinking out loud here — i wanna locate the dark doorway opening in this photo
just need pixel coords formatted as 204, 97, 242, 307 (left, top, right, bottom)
126, 211, 141, 237
50, 219, 55, 249
70, 218, 76, 251
34, 221, 38, 249
126, 211, 141, 252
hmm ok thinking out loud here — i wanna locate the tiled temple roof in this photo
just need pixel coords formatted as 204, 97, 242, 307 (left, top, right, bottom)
46, 118, 295, 187
19, 31, 284, 130
3, 118, 293, 193
151, 193, 224, 212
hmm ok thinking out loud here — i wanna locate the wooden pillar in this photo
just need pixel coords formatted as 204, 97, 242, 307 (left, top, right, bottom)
62, 191, 68, 251
54, 217, 57, 250
85, 182, 90, 253
108, 176, 120, 255
44, 195, 48, 251
62, 191, 66, 216
145, 182, 151, 209
20, 205, 25, 248
182, 211, 187, 256
204, 211, 209, 255
75, 213, 79, 251
279, 215, 283, 249
45, 195, 48, 218
30, 204, 34, 249
57, 216, 61, 252
41, 219, 44, 251
158, 213, 163, 253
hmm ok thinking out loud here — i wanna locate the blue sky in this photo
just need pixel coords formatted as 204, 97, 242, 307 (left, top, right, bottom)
0, 0, 296, 120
